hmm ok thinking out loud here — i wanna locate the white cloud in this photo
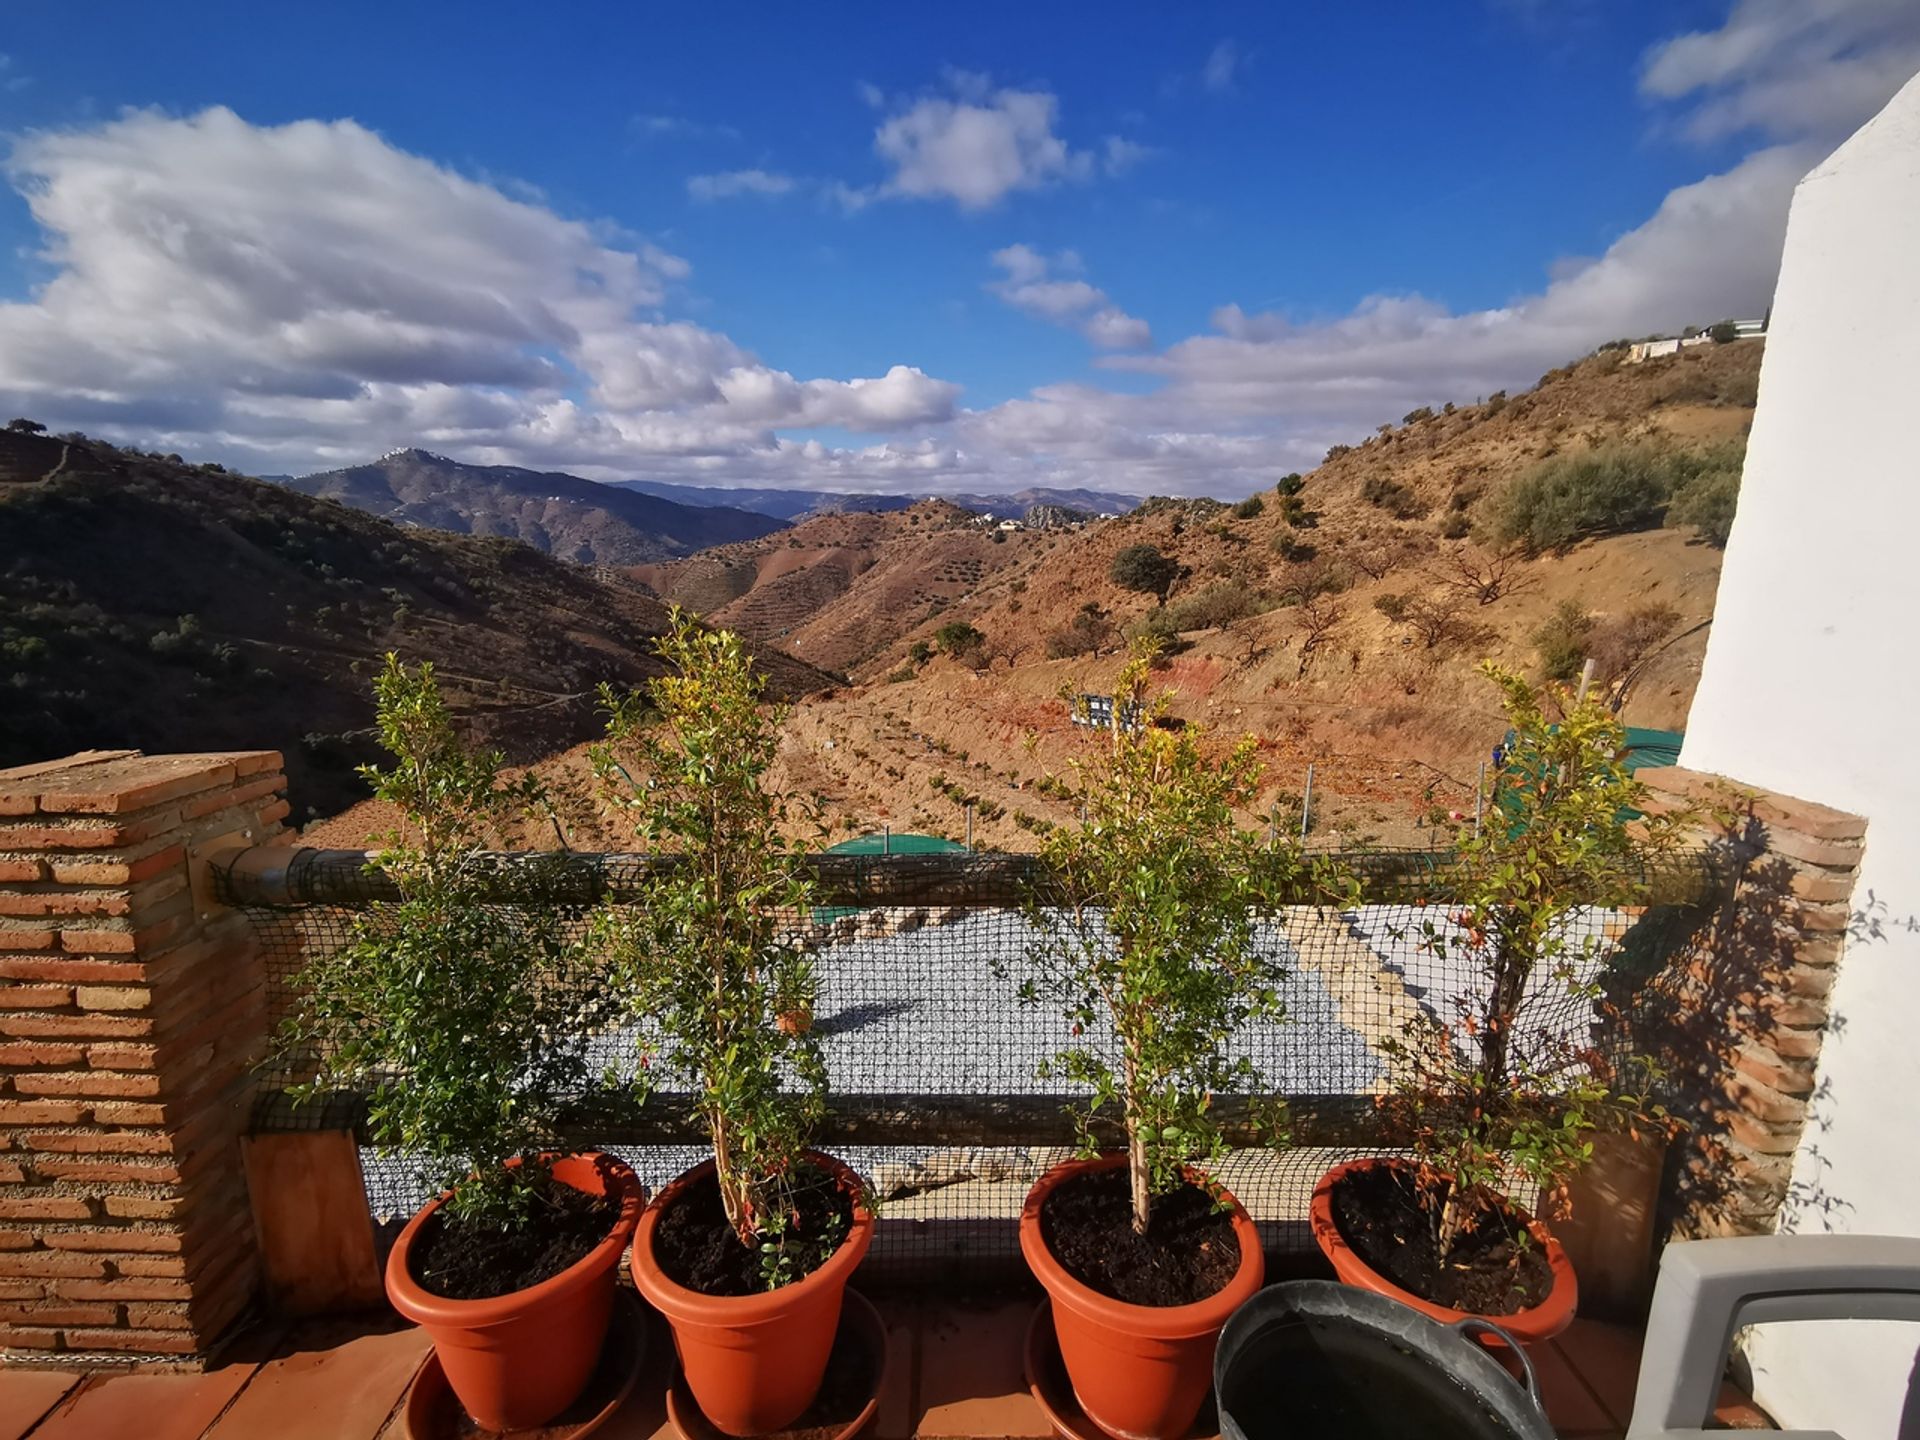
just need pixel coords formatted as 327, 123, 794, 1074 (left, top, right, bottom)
1203, 40, 1245, 94
1102, 136, 1155, 175
697, 75, 1151, 214
986, 245, 1152, 350
864, 79, 1096, 210
1641, 0, 1920, 142
0, 108, 959, 481
1103, 146, 1807, 429
686, 168, 798, 201
631, 113, 741, 143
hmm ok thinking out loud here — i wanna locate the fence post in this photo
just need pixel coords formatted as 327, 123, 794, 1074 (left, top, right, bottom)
1300, 765, 1315, 842
882, 824, 891, 856
0, 750, 291, 1360
965, 805, 974, 852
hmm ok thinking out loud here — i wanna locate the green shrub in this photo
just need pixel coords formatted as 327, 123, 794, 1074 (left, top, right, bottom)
933, 621, 986, 657
1532, 598, 1595, 684
1277, 473, 1305, 496
1361, 475, 1427, 519
1271, 534, 1317, 562
907, 640, 932, 664
1231, 496, 1265, 520
1664, 443, 1745, 546
1125, 607, 1187, 653
1483, 445, 1672, 552
1163, 581, 1267, 632
1111, 544, 1181, 602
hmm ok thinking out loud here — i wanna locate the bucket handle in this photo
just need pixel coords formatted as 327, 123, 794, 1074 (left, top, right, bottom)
1446, 1317, 1544, 1413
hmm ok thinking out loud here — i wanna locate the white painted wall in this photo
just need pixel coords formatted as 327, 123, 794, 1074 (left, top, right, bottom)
1679, 71, 1920, 1439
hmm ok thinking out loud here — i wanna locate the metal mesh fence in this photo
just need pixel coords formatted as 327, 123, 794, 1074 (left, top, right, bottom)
224, 846, 1722, 1282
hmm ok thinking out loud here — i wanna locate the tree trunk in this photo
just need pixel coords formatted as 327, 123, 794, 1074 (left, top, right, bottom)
1128, 1123, 1151, 1236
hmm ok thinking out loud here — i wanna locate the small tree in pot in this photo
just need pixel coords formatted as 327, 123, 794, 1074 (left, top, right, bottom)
282, 657, 642, 1432
1014, 638, 1354, 1440
599, 612, 871, 1437
1312, 663, 1678, 1340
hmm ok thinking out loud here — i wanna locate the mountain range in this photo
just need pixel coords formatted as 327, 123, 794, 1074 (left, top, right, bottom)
279, 449, 786, 565
609, 479, 1142, 524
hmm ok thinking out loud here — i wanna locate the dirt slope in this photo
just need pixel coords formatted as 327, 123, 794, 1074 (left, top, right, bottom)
630, 500, 1052, 672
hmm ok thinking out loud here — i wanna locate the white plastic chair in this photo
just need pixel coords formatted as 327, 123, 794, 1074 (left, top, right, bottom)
1628, 1234, 1920, 1439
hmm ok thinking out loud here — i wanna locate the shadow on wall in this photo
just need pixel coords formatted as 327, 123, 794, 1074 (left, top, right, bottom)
1612, 818, 1825, 1241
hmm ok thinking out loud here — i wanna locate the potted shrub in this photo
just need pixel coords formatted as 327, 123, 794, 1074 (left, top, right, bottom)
1014, 640, 1350, 1440
1311, 664, 1677, 1344
597, 613, 870, 1438
281, 657, 640, 1432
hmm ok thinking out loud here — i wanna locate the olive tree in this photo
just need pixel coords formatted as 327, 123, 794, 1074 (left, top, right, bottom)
1111, 544, 1181, 604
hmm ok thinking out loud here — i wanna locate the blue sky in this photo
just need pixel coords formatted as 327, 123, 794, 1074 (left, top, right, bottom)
0, 2, 1916, 494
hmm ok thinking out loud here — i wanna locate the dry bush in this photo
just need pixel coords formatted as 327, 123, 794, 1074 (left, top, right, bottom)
1589, 603, 1681, 688
1430, 545, 1534, 606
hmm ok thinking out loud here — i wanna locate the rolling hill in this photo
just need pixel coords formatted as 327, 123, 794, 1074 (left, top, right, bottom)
630, 500, 1055, 673
281, 448, 785, 565
0, 430, 833, 819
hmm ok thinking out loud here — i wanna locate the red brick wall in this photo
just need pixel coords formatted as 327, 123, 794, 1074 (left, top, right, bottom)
1633, 766, 1865, 1241
0, 751, 290, 1361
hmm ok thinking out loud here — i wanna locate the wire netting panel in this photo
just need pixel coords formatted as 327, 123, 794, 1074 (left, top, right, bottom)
230, 848, 1719, 1280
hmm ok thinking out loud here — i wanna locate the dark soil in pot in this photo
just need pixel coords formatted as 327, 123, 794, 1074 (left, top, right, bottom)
1040, 1165, 1238, 1306
1330, 1165, 1552, 1315
410, 1175, 618, 1301
654, 1166, 855, 1297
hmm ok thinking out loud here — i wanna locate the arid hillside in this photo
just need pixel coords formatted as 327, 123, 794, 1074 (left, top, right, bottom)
733, 342, 1757, 849
630, 500, 1057, 673
0, 430, 833, 820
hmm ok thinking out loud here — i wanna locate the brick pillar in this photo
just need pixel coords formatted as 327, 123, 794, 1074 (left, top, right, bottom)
0, 751, 290, 1361
1632, 766, 1865, 1241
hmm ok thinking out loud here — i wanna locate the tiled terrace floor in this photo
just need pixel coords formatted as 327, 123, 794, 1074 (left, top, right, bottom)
0, 1293, 1772, 1440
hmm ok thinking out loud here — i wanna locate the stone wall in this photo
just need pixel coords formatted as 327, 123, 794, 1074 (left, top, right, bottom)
1632, 765, 1865, 1241
0, 751, 289, 1361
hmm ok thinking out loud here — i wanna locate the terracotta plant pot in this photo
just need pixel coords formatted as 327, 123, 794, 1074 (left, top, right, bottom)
386, 1152, 645, 1432
632, 1150, 875, 1437
1020, 1153, 1265, 1440
1309, 1157, 1577, 1345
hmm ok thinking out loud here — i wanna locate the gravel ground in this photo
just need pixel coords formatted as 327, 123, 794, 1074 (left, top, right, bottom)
359, 904, 1630, 1220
